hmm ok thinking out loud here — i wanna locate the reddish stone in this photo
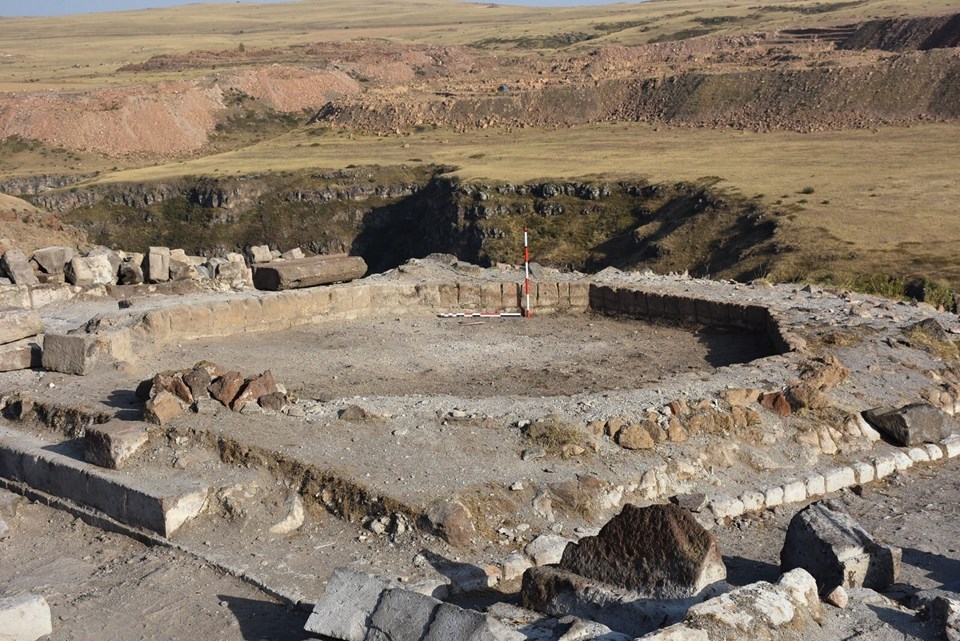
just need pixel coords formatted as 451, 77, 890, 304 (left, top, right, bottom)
208, 371, 244, 408
761, 391, 792, 417
231, 370, 278, 411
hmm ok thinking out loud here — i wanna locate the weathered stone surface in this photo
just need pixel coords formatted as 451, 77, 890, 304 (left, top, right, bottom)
0, 594, 52, 641
231, 370, 278, 411
215, 260, 249, 286
760, 391, 792, 417
424, 602, 524, 641
305, 568, 393, 641
182, 366, 212, 400
825, 585, 849, 609
339, 404, 378, 422
501, 551, 533, 582
41, 333, 97, 375
85, 421, 150, 469
617, 423, 655, 450
31, 246, 74, 274
145, 390, 186, 425
863, 403, 955, 446
521, 565, 721, 638
258, 391, 287, 411
281, 247, 305, 260
248, 244, 272, 264
932, 597, 960, 641
0, 340, 42, 372
118, 261, 144, 285
365, 588, 439, 641
168, 257, 200, 281
1, 248, 39, 285
426, 499, 476, 547
252, 255, 368, 290
66, 255, 115, 286
524, 534, 573, 566
720, 388, 761, 406
0, 308, 43, 345
780, 501, 901, 595
145, 246, 170, 283
208, 371, 244, 407
557, 503, 726, 599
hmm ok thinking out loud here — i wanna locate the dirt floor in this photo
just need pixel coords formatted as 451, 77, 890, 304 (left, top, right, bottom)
143, 314, 772, 399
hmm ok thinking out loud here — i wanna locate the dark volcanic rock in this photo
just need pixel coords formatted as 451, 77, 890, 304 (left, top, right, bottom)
862, 402, 955, 446
557, 503, 726, 598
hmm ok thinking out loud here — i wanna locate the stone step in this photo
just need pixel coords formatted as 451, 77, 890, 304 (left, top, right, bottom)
0, 424, 208, 537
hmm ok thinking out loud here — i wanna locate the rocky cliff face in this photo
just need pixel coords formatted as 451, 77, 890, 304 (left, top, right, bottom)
22, 168, 787, 281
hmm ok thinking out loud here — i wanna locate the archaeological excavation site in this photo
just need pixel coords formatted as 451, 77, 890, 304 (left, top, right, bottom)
1, 0, 960, 639
1, 239, 960, 641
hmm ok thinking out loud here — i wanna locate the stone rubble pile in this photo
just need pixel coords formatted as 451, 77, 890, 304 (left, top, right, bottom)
138, 361, 293, 425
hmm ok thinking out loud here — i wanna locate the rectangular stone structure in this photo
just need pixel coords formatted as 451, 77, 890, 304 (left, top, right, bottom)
252, 255, 367, 291
85, 421, 150, 469
41, 333, 98, 376
0, 308, 44, 345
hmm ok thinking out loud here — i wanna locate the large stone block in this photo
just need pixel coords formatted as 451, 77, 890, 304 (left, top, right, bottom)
305, 568, 393, 641
424, 602, 523, 641
145, 246, 170, 283
780, 501, 901, 595
556, 503, 726, 599
66, 255, 115, 286
41, 333, 98, 375
0, 340, 41, 372
85, 421, 150, 469
0, 594, 52, 641
31, 246, 74, 274
252, 255, 367, 291
458, 282, 482, 308
0, 308, 43, 345
863, 403, 955, 446
0, 248, 39, 285
365, 588, 440, 641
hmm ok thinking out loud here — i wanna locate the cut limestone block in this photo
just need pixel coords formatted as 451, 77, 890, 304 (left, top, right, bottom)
862, 403, 956, 446
85, 421, 150, 469
252, 255, 367, 291
780, 501, 901, 595
304, 568, 393, 641
248, 245, 272, 264
41, 333, 97, 375
118, 262, 144, 285
31, 246, 74, 274
0, 594, 52, 641
0, 308, 44, 345
0, 424, 207, 537
0, 248, 39, 285
0, 340, 41, 372
556, 503, 726, 598
145, 246, 170, 283
281, 247, 305, 260
365, 588, 440, 641
65, 255, 115, 286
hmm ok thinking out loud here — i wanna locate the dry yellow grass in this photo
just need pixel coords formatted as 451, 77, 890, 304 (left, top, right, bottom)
91, 120, 960, 282
1, 0, 958, 90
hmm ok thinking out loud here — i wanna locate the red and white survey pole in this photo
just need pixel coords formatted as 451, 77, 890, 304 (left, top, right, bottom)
524, 227, 532, 318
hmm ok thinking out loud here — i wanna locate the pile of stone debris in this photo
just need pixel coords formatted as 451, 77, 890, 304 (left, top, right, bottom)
0, 244, 251, 287
305, 501, 960, 641
138, 361, 293, 425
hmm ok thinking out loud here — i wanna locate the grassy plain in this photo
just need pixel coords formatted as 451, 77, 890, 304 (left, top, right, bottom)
94, 121, 960, 283
1, 0, 958, 90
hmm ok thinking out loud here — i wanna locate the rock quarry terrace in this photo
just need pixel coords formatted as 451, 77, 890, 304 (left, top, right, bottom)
1, 243, 960, 640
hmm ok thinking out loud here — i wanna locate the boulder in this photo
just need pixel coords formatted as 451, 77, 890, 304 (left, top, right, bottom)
215, 260, 250, 287
31, 246, 74, 274
65, 255, 115, 286
0, 308, 44, 345
252, 255, 367, 291
0, 594, 53, 641
281, 247, 305, 260
145, 246, 170, 283
145, 390, 186, 425
0, 248, 39, 285
87, 246, 122, 275
426, 499, 476, 547
760, 391, 792, 417
862, 403, 955, 446
617, 423, 655, 450
780, 501, 901, 595
557, 503, 726, 599
182, 366, 212, 400
209, 371, 244, 408
231, 370, 278, 411
85, 421, 150, 469
168, 257, 200, 281
524, 534, 573, 566
118, 261, 144, 285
